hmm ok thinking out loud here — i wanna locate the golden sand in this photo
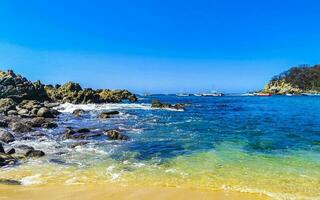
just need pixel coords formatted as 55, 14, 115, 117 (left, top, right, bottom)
0, 184, 272, 200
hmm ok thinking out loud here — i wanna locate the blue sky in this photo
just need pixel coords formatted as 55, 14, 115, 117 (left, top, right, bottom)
0, 0, 320, 93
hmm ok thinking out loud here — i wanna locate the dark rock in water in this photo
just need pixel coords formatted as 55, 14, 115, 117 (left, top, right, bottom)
98, 112, 111, 119
0, 143, 4, 153
25, 149, 45, 157
151, 100, 185, 110
37, 107, 54, 118
98, 111, 119, 119
106, 130, 128, 140
77, 128, 90, 133
69, 141, 88, 148
28, 117, 57, 128
61, 128, 76, 140
0, 130, 15, 143
72, 109, 86, 117
0, 120, 8, 128
0, 179, 21, 185
0, 157, 6, 167
9, 122, 32, 133
6, 148, 15, 155
15, 145, 34, 155
0, 98, 17, 114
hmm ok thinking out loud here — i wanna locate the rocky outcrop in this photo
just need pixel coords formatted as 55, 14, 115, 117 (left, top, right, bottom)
45, 82, 137, 104
151, 100, 185, 110
0, 70, 49, 102
261, 65, 320, 94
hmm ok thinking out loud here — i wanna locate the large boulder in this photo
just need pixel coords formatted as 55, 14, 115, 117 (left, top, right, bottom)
98, 111, 119, 119
37, 107, 54, 118
25, 149, 45, 158
0, 130, 15, 143
27, 117, 57, 128
9, 122, 32, 133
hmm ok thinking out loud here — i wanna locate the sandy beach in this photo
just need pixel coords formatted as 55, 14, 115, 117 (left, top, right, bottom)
0, 184, 271, 200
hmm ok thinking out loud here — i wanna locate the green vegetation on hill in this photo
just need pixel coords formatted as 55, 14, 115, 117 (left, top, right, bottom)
263, 64, 320, 94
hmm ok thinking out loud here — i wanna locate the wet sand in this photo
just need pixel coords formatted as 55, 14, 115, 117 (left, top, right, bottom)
0, 184, 272, 200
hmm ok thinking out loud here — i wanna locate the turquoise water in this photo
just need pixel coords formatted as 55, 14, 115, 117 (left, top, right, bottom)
2, 96, 320, 199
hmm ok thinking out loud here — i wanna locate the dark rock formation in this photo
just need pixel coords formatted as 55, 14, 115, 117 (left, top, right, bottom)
105, 130, 128, 140
9, 122, 33, 133
27, 117, 57, 128
72, 109, 86, 117
0, 130, 15, 143
37, 107, 54, 118
151, 100, 185, 110
25, 149, 45, 157
0, 179, 21, 185
77, 128, 90, 133
98, 111, 120, 119
0, 70, 49, 102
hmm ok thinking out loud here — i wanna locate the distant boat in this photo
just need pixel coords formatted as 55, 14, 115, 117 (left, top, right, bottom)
198, 91, 224, 97
177, 93, 190, 97
194, 93, 203, 97
286, 93, 294, 96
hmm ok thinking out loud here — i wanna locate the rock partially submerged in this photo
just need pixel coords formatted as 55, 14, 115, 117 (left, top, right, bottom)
105, 130, 128, 140
0, 130, 15, 143
98, 111, 120, 119
151, 100, 186, 110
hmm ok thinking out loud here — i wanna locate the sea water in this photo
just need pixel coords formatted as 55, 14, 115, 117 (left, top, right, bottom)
1, 95, 320, 199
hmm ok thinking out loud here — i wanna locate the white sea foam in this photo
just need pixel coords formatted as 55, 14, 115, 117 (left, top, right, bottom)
20, 174, 43, 185
57, 102, 183, 113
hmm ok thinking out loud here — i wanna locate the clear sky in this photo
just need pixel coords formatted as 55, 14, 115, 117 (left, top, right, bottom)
0, 0, 320, 93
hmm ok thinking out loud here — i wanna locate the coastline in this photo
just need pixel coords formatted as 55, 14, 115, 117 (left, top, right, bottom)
0, 184, 271, 200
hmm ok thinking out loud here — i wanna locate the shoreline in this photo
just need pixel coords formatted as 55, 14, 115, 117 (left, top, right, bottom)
0, 184, 272, 200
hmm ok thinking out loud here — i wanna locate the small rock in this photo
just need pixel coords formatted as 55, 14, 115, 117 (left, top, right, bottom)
0, 157, 6, 166
0, 179, 21, 185
106, 130, 128, 140
77, 128, 90, 133
0, 130, 15, 143
98, 111, 119, 119
61, 128, 76, 140
0, 98, 17, 114
9, 122, 32, 133
37, 107, 54, 118
72, 109, 86, 117
28, 117, 57, 128
69, 142, 88, 148
7, 110, 17, 116
25, 149, 45, 157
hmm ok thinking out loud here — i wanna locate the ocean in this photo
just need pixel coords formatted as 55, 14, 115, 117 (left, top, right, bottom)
1, 95, 320, 199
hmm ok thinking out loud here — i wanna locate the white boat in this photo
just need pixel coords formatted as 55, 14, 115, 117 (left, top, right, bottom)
177, 93, 190, 97
194, 93, 203, 97
241, 93, 255, 96
201, 91, 224, 97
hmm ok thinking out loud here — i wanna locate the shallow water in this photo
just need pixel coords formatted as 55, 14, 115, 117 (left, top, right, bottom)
1, 96, 320, 199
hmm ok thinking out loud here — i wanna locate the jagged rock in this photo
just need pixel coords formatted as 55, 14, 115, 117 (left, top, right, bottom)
37, 107, 54, 118
0, 157, 6, 167
25, 149, 45, 157
72, 109, 86, 117
0, 130, 15, 143
61, 128, 76, 140
105, 130, 128, 140
0, 70, 49, 102
9, 122, 32, 133
151, 100, 185, 110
